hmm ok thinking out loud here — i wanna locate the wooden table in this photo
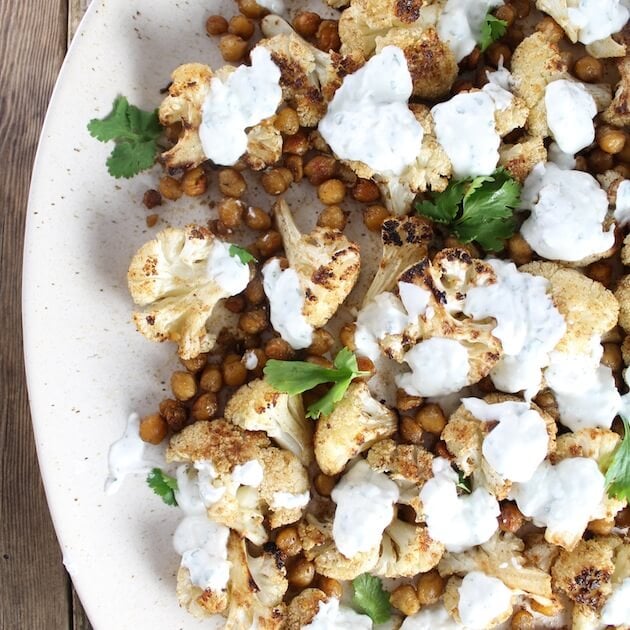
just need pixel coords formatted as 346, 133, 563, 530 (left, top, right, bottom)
0, 1, 93, 627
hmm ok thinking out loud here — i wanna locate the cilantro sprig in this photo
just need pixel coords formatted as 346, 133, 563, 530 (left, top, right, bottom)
352, 574, 391, 624
605, 416, 630, 501
456, 470, 472, 494
229, 244, 258, 265
263, 347, 369, 419
479, 13, 508, 51
87, 96, 162, 179
147, 468, 178, 506
415, 168, 521, 251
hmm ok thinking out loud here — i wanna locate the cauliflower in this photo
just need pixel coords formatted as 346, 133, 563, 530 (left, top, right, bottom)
499, 135, 547, 183
603, 53, 630, 128
176, 566, 229, 619
285, 589, 328, 630
362, 215, 433, 306
259, 16, 364, 127
314, 381, 397, 476
373, 519, 444, 578
224, 379, 313, 466
272, 199, 361, 328
127, 225, 251, 359
616, 274, 630, 334
167, 420, 309, 544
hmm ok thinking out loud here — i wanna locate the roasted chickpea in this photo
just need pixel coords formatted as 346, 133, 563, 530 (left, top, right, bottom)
435, 440, 450, 459
308, 130, 331, 153
239, 309, 268, 335
306, 355, 333, 368
452, 79, 475, 94
308, 329, 334, 356
139, 413, 168, 444
274, 107, 300, 136
511, 0, 530, 18
602, 343, 623, 371
237, 0, 267, 18
200, 365, 223, 393
159, 175, 183, 201
336, 162, 358, 187
511, 609, 535, 630
159, 398, 188, 432
180, 166, 207, 197
316, 576, 343, 600
191, 392, 219, 422
529, 599, 557, 617
318, 179, 346, 205
486, 42, 511, 68
145, 214, 159, 228
206, 15, 228, 36
499, 501, 524, 533
255, 230, 283, 257
416, 570, 445, 605
390, 584, 420, 616
275, 526, 302, 556
171, 371, 197, 401
507, 233, 534, 266
293, 10, 321, 38
505, 24, 525, 47
180, 353, 208, 373
222, 356, 248, 387
597, 128, 627, 155
285, 155, 304, 183
588, 517, 614, 536
224, 295, 246, 314
242, 207, 270, 232
363, 205, 389, 232
314, 472, 336, 497
218, 168, 247, 198
288, 559, 315, 588
477, 375, 496, 394
400, 415, 424, 445
143, 189, 162, 209
352, 178, 380, 203
264, 337, 295, 361
616, 505, 630, 528
261, 167, 293, 195
535, 16, 564, 43
219, 34, 248, 62
339, 323, 356, 351
316, 19, 340, 52
245, 278, 265, 305
494, 4, 516, 26
228, 15, 255, 40
586, 260, 613, 288
573, 55, 603, 83
416, 403, 446, 435
304, 155, 338, 185
283, 131, 309, 156
397, 389, 423, 412
317, 205, 347, 231
356, 356, 375, 379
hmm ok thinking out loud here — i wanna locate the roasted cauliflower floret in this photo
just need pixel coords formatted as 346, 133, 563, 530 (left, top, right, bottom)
314, 381, 397, 475
499, 135, 547, 183
272, 199, 360, 329
616, 274, 630, 334
603, 53, 630, 128
127, 225, 251, 359
285, 589, 328, 630
224, 379, 313, 466
167, 420, 309, 544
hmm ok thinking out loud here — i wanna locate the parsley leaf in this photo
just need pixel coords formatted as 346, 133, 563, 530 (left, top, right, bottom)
147, 468, 178, 506
229, 244, 258, 265
352, 574, 391, 624
87, 96, 162, 179
605, 415, 630, 501
456, 470, 472, 494
263, 347, 369, 419
479, 13, 508, 52
415, 168, 521, 252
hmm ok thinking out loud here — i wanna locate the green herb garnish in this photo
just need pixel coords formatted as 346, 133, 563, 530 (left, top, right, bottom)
352, 574, 391, 624
456, 470, 472, 494
605, 416, 630, 501
229, 244, 258, 265
87, 96, 162, 179
147, 468, 178, 506
416, 168, 521, 251
263, 347, 368, 419
479, 13, 508, 51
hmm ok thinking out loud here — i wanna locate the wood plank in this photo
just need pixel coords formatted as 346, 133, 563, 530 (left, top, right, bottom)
0, 1, 72, 629
68, 0, 91, 44
71, 584, 93, 630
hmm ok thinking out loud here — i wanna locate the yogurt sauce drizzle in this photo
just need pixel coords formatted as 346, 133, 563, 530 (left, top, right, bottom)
400, 603, 463, 629
304, 598, 372, 630
614, 179, 630, 226
458, 572, 513, 628
318, 46, 424, 176
199, 47, 282, 166
601, 577, 630, 626
207, 239, 251, 295
566, 0, 629, 44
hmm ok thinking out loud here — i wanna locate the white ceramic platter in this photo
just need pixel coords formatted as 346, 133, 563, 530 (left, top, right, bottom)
23, 1, 377, 628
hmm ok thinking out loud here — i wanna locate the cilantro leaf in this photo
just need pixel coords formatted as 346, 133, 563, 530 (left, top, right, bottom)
605, 416, 630, 501
456, 470, 472, 494
263, 348, 368, 419
229, 244, 258, 265
479, 13, 508, 52
147, 468, 178, 506
88, 96, 161, 179
415, 178, 468, 224
352, 574, 391, 624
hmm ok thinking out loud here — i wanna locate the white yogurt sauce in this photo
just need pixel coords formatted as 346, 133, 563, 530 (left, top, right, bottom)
601, 577, 630, 626
304, 598, 373, 630
231, 459, 264, 487
482, 65, 514, 111
520, 163, 614, 262
397, 338, 470, 398
432, 91, 500, 178
462, 398, 549, 483
458, 572, 513, 629
262, 257, 313, 349
331, 459, 399, 558
544, 80, 596, 155
420, 457, 500, 553
318, 46, 423, 176
400, 603, 463, 629
256, 0, 285, 14
464, 259, 566, 398
270, 490, 310, 510
567, 0, 629, 44
438, 0, 504, 62
399, 282, 431, 321
242, 349, 259, 370
207, 239, 251, 295
548, 142, 576, 170
614, 179, 630, 226
511, 458, 606, 544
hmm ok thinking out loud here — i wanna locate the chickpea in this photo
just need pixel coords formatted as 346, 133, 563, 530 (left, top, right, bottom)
364, 206, 391, 233
352, 178, 380, 203
159, 175, 183, 201
573, 55, 603, 83
283, 131, 309, 156
511, 0, 530, 18
507, 233, 533, 266
275, 526, 302, 556
314, 472, 336, 497
206, 15, 228, 36
304, 155, 338, 185
602, 343, 623, 372
285, 155, 304, 183
505, 24, 525, 48
477, 375, 496, 394
535, 17, 564, 43
261, 167, 293, 195
494, 4, 516, 27
586, 260, 612, 288
308, 329, 334, 356
179, 166, 207, 197
315, 19, 341, 52
588, 517, 614, 536
356, 356, 375, 379
228, 15, 255, 40
530, 599, 558, 617
191, 392, 219, 422
143, 189, 162, 209
317, 205, 347, 231
597, 128, 627, 155
180, 353, 207, 373
239, 309, 268, 335
170, 371, 197, 402
264, 337, 295, 360
237, 0, 267, 19
219, 34, 248, 62
435, 440, 451, 459
461, 47, 481, 71
443, 236, 481, 258
139, 413, 168, 444
318, 179, 346, 205
416, 403, 446, 435
616, 505, 630, 528
339, 323, 356, 351
416, 570, 445, 605
218, 168, 247, 198
293, 11, 321, 38
390, 584, 420, 616
308, 130, 331, 153
499, 502, 524, 533
486, 42, 511, 68
159, 398, 188, 432
222, 356, 248, 387
288, 559, 315, 588
243, 278, 263, 306
274, 107, 300, 136
306, 355, 333, 368
397, 389, 423, 412
145, 214, 159, 228
511, 609, 535, 630
200, 365, 223, 393
452, 79, 475, 94
224, 295, 246, 313
255, 230, 283, 258
534, 388, 556, 409
218, 198, 244, 229
336, 162, 358, 187
244, 206, 271, 231
316, 576, 343, 600
400, 416, 424, 445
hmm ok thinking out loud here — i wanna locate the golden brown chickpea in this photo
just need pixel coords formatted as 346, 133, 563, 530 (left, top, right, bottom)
339, 323, 356, 351
416, 403, 446, 435
477, 375, 497, 394
239, 309, 268, 335
511, 0, 530, 18
505, 24, 525, 48
222, 357, 248, 387
225, 295, 247, 314
511, 609, 535, 630
499, 501, 524, 533
461, 47, 481, 71
397, 389, 423, 412
275, 526, 302, 556
535, 16, 564, 43
274, 107, 300, 136
317, 205, 347, 231
200, 365, 223, 393
206, 15, 228, 36
308, 329, 335, 356
264, 337, 295, 360
245, 277, 265, 305
181, 167, 208, 197
400, 416, 424, 445
586, 260, 613, 288
159, 175, 183, 201
573, 55, 604, 83
314, 473, 336, 497
293, 10, 322, 37
218, 168, 247, 198
452, 79, 475, 94
435, 440, 451, 459
171, 371, 197, 402
356, 356, 376, 379
308, 130, 331, 153
191, 392, 219, 422
228, 15, 255, 40
588, 517, 614, 536
316, 576, 343, 600
218, 199, 244, 230
352, 178, 381, 203
285, 155, 304, 183
304, 155, 338, 185
507, 233, 534, 266
589, 145, 615, 174
486, 43, 512, 68
261, 168, 293, 195
316, 19, 341, 52
139, 413, 168, 444
494, 4, 516, 27
337, 162, 358, 187
288, 559, 315, 588
597, 128, 627, 155
602, 343, 623, 371
145, 214, 159, 228
283, 131, 309, 156
159, 398, 188, 432
219, 34, 248, 62
143, 189, 162, 209
180, 353, 208, 373
318, 179, 346, 205
363, 205, 389, 232
244, 206, 271, 231
573, 155, 588, 172
529, 599, 557, 617
237, 0, 267, 18
390, 584, 420, 616
616, 505, 630, 528
416, 570, 445, 605
255, 230, 283, 258
306, 355, 334, 368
